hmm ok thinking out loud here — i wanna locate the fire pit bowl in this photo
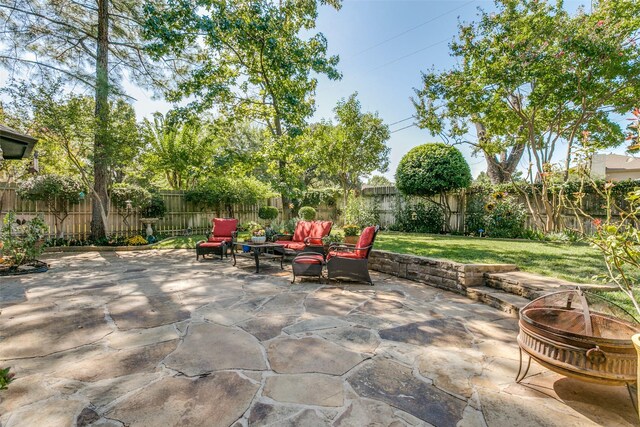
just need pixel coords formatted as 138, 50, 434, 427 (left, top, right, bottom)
517, 289, 640, 386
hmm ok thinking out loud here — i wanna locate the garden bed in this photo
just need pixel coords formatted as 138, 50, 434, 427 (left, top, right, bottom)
0, 260, 48, 276
44, 237, 173, 252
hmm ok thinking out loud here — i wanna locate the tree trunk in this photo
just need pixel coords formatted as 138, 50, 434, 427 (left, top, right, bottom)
474, 122, 525, 184
90, 0, 110, 240
484, 143, 525, 184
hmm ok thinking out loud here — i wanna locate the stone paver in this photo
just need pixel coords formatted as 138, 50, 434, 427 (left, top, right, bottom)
267, 336, 366, 375
107, 372, 259, 426
347, 358, 467, 427
164, 323, 267, 375
0, 250, 635, 426
263, 374, 344, 406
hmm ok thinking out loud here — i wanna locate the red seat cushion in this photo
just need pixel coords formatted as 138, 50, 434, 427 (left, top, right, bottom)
198, 242, 224, 248
327, 251, 360, 260
292, 221, 313, 242
293, 254, 324, 265
212, 218, 238, 238
207, 236, 231, 243
355, 226, 377, 258
275, 241, 306, 251
307, 221, 333, 244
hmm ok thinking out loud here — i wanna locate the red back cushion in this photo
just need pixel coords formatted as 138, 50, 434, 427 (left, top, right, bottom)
293, 221, 313, 242
308, 221, 333, 244
355, 226, 377, 258
213, 218, 238, 237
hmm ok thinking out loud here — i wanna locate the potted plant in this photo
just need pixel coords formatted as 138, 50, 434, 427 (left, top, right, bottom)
251, 225, 266, 244
322, 232, 344, 252
343, 224, 360, 244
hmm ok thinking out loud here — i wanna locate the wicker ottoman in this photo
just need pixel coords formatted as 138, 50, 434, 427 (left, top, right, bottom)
291, 252, 325, 283
196, 241, 227, 260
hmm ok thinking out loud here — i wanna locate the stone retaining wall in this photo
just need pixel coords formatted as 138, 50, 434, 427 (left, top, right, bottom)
369, 250, 517, 294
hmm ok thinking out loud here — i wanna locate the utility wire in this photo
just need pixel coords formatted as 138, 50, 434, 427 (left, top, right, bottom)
388, 116, 415, 127
351, 0, 477, 59
390, 123, 417, 134
370, 38, 450, 71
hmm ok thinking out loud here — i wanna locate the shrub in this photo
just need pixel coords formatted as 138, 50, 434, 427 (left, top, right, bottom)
486, 199, 527, 238
396, 143, 471, 197
142, 193, 167, 219
464, 186, 492, 236
298, 206, 317, 221
126, 235, 149, 246
1, 212, 48, 267
186, 176, 274, 216
396, 143, 471, 231
284, 217, 299, 234
343, 224, 360, 236
18, 174, 85, 238
392, 199, 444, 234
344, 193, 379, 228
258, 206, 279, 221
239, 221, 261, 232
111, 183, 151, 210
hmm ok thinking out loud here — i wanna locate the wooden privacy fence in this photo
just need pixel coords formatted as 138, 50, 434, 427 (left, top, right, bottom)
0, 185, 282, 239
360, 185, 606, 234
0, 183, 607, 239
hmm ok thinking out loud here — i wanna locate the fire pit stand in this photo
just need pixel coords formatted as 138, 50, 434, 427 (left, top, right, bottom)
515, 289, 640, 412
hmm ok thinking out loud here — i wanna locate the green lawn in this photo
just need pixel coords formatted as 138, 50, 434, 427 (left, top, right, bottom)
153, 235, 207, 249
375, 232, 606, 284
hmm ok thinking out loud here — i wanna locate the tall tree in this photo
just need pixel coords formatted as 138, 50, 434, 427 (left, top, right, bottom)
0, 0, 169, 237
143, 0, 342, 218
3, 80, 142, 203
139, 113, 215, 190
313, 93, 390, 206
413, 0, 640, 231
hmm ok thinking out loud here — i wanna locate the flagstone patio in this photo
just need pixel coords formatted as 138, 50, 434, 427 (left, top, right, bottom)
0, 250, 636, 426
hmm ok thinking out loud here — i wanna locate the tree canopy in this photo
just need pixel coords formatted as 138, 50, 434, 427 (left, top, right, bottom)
311, 93, 390, 205
413, 0, 640, 186
143, 0, 342, 217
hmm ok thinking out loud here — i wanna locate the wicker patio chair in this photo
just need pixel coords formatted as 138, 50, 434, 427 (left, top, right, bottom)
196, 218, 238, 260
326, 225, 379, 285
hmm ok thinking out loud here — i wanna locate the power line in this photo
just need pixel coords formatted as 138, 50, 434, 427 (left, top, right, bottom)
388, 116, 415, 127
370, 38, 450, 71
351, 0, 477, 59
390, 123, 417, 134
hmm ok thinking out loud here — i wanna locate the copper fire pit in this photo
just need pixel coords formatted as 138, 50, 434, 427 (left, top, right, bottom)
517, 289, 640, 387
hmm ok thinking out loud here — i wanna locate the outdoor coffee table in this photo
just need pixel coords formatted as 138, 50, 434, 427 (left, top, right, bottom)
232, 242, 285, 273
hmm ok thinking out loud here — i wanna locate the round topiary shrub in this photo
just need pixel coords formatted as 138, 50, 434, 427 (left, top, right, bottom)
396, 143, 471, 197
258, 205, 279, 221
298, 206, 317, 221
396, 143, 471, 232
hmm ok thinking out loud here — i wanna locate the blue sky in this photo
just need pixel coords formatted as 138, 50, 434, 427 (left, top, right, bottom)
126, 0, 610, 181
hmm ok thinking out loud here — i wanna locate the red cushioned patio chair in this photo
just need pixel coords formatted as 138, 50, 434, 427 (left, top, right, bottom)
326, 225, 379, 285
274, 220, 332, 255
196, 218, 238, 260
